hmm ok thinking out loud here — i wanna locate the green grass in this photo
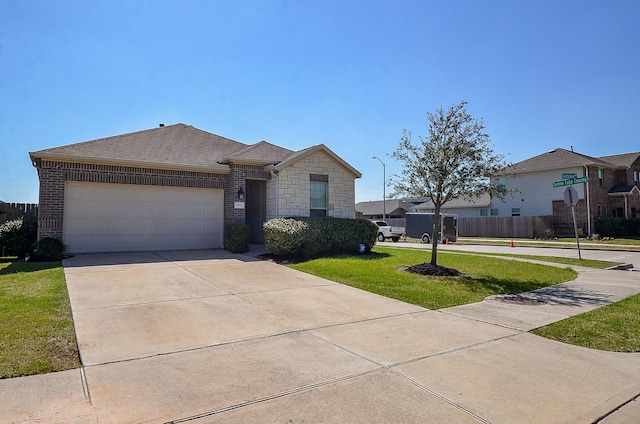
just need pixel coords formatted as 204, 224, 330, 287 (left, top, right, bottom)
557, 237, 640, 246
0, 258, 80, 378
288, 247, 577, 310
531, 293, 640, 352
460, 252, 620, 269
456, 237, 640, 250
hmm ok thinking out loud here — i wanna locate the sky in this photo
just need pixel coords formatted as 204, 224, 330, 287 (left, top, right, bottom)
1, 0, 639, 204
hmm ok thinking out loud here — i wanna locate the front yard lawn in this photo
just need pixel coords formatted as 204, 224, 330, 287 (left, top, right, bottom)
531, 293, 640, 352
288, 246, 578, 310
0, 258, 80, 379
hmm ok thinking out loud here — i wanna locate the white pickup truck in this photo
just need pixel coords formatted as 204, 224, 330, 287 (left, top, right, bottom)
371, 220, 405, 242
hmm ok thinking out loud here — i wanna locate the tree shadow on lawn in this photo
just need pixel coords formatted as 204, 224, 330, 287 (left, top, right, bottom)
0, 258, 61, 276
440, 274, 553, 296
261, 251, 392, 264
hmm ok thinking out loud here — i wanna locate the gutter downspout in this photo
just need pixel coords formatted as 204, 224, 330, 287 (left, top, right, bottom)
271, 170, 279, 218
584, 165, 591, 237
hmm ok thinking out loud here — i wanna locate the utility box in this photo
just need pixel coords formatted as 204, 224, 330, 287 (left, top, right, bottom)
405, 213, 458, 243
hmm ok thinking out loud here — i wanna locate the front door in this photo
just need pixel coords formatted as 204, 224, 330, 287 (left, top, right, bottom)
246, 179, 267, 243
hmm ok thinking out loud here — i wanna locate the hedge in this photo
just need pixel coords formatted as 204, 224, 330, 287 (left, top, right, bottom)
595, 218, 640, 238
263, 217, 378, 258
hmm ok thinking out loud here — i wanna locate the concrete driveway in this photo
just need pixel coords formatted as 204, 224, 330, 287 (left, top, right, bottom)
2, 248, 640, 423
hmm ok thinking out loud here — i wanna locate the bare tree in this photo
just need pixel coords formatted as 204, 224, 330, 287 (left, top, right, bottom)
391, 101, 510, 266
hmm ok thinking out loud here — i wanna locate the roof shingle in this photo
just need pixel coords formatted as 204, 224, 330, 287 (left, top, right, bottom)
30, 124, 248, 170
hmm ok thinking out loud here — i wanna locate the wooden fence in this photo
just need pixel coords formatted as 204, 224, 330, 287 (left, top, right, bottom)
0, 202, 38, 225
457, 216, 554, 239
377, 216, 553, 239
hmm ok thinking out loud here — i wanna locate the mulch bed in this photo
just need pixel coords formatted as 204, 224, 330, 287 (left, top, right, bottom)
405, 262, 462, 277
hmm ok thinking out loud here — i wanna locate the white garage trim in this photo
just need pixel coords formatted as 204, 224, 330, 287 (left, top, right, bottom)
63, 182, 224, 253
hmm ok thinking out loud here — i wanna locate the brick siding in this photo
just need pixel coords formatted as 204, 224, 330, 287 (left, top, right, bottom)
36, 160, 227, 239
225, 164, 270, 226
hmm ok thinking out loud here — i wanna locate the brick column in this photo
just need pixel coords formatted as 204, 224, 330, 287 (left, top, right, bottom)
37, 166, 65, 239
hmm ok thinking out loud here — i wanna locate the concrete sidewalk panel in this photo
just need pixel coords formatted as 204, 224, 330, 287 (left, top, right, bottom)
74, 296, 297, 365
441, 300, 569, 331
84, 332, 379, 423
185, 260, 333, 293
0, 369, 98, 424
196, 369, 482, 424
239, 284, 426, 329
65, 266, 229, 310
311, 311, 518, 366
394, 333, 640, 424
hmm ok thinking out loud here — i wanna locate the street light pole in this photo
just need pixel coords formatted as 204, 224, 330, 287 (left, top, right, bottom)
372, 156, 386, 220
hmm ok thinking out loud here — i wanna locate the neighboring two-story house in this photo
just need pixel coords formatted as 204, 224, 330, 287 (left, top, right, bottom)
494, 148, 640, 236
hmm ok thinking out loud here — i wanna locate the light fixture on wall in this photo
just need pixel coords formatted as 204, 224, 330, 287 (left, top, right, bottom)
237, 187, 245, 200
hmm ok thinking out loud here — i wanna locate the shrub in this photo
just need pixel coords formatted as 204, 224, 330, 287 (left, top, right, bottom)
263, 217, 378, 258
263, 218, 307, 256
0, 218, 37, 258
224, 224, 250, 253
32, 237, 66, 261
595, 218, 640, 238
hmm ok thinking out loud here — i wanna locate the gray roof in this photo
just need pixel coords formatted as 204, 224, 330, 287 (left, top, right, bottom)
411, 193, 492, 211
599, 152, 640, 168
355, 199, 413, 215
30, 124, 246, 171
218, 140, 294, 165
511, 148, 640, 174
29, 124, 361, 176
511, 148, 611, 173
609, 185, 640, 195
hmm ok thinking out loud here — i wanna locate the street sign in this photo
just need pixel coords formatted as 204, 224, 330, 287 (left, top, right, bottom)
562, 173, 578, 180
563, 186, 579, 207
553, 176, 588, 188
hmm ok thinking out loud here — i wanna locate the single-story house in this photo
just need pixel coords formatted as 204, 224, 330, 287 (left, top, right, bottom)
494, 148, 640, 236
410, 193, 492, 218
29, 123, 361, 253
355, 199, 414, 220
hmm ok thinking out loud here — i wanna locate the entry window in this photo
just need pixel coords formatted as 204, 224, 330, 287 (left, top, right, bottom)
491, 208, 499, 216
511, 208, 521, 216
310, 174, 328, 217
598, 169, 604, 187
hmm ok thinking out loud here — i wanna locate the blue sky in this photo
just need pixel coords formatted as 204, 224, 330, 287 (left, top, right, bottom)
1, 0, 639, 204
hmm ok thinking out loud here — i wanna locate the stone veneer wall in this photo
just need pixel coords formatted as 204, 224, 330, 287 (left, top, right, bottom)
36, 160, 227, 239
266, 150, 356, 219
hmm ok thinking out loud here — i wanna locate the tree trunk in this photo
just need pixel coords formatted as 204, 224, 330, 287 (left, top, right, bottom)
431, 205, 441, 265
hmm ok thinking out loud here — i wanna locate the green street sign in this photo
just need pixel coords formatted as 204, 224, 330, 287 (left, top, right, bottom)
562, 173, 578, 179
553, 176, 588, 187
